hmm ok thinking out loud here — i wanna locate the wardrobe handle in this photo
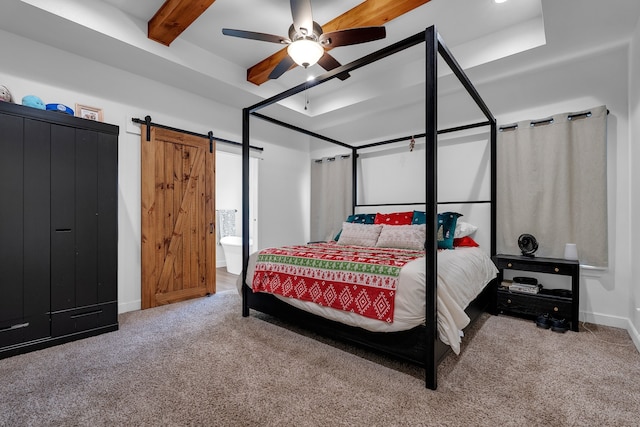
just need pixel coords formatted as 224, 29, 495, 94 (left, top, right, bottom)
0, 322, 29, 331
70, 310, 102, 319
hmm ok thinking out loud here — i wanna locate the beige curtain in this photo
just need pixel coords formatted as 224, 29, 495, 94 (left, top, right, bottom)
497, 105, 608, 267
310, 155, 352, 242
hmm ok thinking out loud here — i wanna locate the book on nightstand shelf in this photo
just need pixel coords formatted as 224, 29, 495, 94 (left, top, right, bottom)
499, 279, 513, 290
499, 279, 541, 294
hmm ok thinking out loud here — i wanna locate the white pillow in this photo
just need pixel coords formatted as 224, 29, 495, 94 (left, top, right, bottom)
454, 221, 478, 238
337, 223, 383, 247
376, 224, 426, 250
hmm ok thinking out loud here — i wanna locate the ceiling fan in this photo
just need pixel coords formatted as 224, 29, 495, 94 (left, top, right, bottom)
222, 0, 386, 80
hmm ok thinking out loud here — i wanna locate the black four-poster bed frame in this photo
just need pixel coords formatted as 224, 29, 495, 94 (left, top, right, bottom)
240, 26, 497, 390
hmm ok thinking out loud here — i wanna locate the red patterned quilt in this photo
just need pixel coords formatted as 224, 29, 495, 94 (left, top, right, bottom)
251, 242, 424, 322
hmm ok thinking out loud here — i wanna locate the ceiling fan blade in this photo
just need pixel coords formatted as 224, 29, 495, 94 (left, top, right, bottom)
319, 26, 386, 48
222, 28, 289, 44
269, 55, 296, 79
290, 0, 314, 36
317, 53, 350, 81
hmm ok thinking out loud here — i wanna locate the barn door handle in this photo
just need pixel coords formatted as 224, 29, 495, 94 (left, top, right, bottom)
209, 223, 214, 234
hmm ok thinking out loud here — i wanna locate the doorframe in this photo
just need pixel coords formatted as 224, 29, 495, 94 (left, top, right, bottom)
215, 150, 259, 268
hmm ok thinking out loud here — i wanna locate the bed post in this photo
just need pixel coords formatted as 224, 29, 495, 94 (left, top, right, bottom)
241, 107, 250, 317
352, 147, 358, 214
490, 122, 497, 257
424, 25, 438, 390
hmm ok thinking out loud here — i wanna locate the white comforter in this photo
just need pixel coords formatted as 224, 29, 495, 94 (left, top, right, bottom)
239, 246, 497, 354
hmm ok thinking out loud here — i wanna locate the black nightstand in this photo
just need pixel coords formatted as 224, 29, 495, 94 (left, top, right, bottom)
492, 254, 580, 332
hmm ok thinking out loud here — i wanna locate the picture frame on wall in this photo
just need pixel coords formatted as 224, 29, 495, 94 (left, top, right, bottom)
75, 104, 103, 122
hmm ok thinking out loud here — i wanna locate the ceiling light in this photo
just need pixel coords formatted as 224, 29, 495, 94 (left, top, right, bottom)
287, 39, 324, 68
494, 0, 508, 3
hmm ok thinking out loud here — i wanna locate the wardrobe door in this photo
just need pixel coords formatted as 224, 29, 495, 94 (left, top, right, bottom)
0, 113, 23, 344
97, 132, 118, 304
75, 129, 99, 308
50, 125, 76, 313
22, 119, 51, 341
0, 115, 50, 348
50, 126, 118, 337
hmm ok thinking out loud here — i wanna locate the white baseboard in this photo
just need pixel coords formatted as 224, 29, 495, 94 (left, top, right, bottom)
118, 300, 141, 314
581, 311, 640, 353
581, 311, 629, 329
628, 319, 640, 353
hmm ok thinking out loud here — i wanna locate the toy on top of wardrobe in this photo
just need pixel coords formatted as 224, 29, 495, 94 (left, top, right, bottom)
0, 85, 13, 102
21, 95, 45, 109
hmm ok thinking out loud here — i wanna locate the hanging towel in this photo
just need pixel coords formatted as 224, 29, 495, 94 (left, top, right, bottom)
216, 209, 237, 242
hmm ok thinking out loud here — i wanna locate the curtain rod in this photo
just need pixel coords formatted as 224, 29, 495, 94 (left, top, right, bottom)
355, 200, 492, 208
499, 109, 610, 132
131, 116, 264, 152
314, 154, 351, 163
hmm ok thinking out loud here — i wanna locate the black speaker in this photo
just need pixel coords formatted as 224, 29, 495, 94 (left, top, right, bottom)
513, 276, 538, 286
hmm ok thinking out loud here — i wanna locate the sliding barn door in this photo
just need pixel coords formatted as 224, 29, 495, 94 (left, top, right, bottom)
141, 125, 215, 309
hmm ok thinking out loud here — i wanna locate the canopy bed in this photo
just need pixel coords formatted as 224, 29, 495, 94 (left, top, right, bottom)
239, 26, 497, 390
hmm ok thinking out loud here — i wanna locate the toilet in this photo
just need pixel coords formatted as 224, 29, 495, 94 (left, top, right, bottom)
220, 236, 252, 275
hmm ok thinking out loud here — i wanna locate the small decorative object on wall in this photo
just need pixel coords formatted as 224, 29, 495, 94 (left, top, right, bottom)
0, 85, 13, 102
518, 233, 538, 257
75, 104, 103, 122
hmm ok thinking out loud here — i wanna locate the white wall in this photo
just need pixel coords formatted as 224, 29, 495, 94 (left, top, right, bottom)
0, 29, 310, 314
629, 17, 640, 346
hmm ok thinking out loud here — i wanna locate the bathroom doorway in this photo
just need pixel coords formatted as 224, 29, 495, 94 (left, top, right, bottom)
215, 150, 259, 281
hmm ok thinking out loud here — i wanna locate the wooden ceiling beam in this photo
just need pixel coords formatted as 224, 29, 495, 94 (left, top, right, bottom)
246, 0, 431, 86
148, 0, 217, 46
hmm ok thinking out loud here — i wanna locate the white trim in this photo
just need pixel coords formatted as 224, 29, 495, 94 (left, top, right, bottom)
118, 300, 141, 314
580, 264, 607, 278
581, 310, 629, 329
629, 319, 640, 353
581, 311, 640, 353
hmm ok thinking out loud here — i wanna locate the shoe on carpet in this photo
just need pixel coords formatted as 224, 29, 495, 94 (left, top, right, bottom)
535, 313, 551, 329
550, 317, 569, 333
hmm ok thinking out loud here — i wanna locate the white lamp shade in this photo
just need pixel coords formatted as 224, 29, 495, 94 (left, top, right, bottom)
287, 39, 324, 68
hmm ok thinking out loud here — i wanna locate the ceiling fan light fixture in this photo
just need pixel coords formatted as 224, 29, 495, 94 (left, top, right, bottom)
287, 39, 324, 68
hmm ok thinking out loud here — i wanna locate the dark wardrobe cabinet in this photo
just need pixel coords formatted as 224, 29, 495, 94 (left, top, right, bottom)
0, 101, 118, 358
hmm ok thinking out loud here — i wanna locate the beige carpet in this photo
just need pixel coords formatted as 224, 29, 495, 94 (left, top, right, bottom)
1, 291, 639, 426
